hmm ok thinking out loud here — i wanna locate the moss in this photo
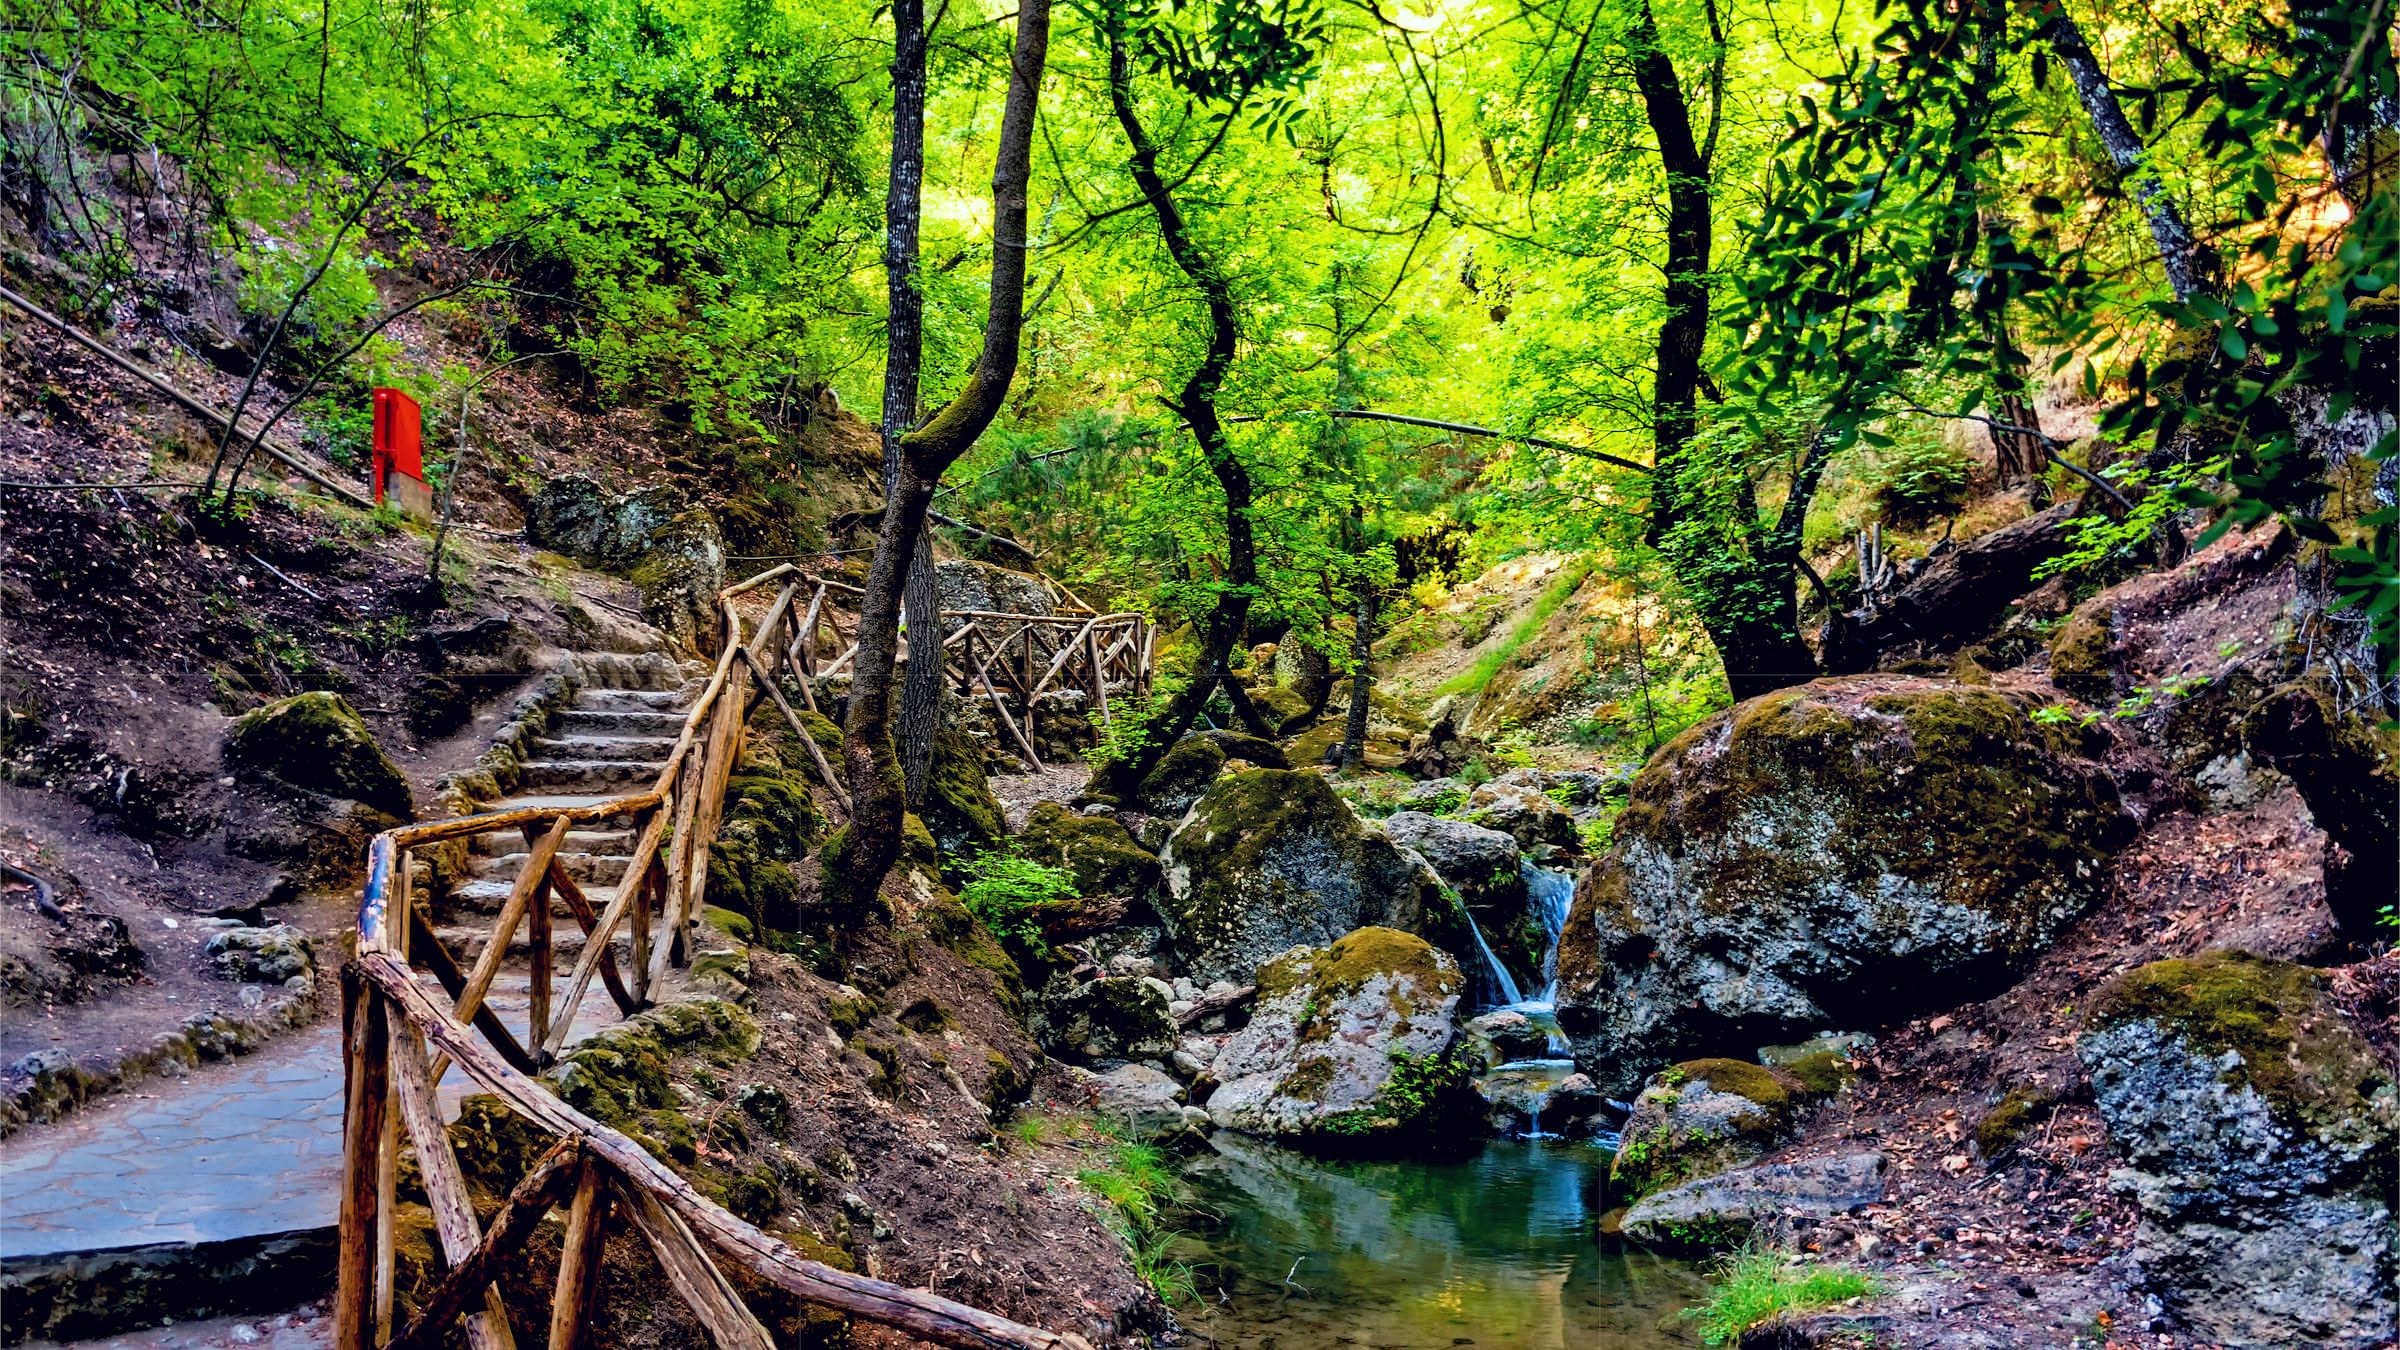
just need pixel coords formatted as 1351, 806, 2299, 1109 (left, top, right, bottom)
919, 728, 1005, 870
827, 993, 879, 1039
897, 997, 950, 1033
779, 1225, 859, 1274
1783, 1050, 1855, 1096
1016, 801, 1161, 898
859, 1041, 906, 1100
711, 1165, 783, 1225
1252, 684, 1314, 735
1677, 1058, 1802, 1117
642, 1107, 698, 1163
444, 1094, 557, 1194
1138, 734, 1225, 808
2048, 606, 2115, 701
1975, 1085, 2056, 1158
1278, 1055, 1339, 1102
225, 690, 412, 815
1255, 926, 1462, 1009
2088, 950, 2393, 1135
795, 710, 843, 752
1610, 1059, 1817, 1199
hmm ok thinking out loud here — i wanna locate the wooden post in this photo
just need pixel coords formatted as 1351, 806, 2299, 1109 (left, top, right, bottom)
549, 1163, 610, 1350
548, 805, 672, 1056
391, 1025, 520, 1350
616, 1180, 776, 1350
335, 968, 390, 1350
738, 646, 851, 813
435, 814, 571, 1086
631, 851, 658, 1003
1085, 627, 1110, 730
528, 879, 553, 1061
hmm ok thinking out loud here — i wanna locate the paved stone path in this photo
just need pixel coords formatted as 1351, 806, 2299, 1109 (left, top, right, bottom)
0, 967, 620, 1263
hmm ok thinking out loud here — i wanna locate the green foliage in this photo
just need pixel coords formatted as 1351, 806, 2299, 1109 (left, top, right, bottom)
2035, 455, 2233, 581
1686, 1247, 1880, 1346
957, 849, 1078, 954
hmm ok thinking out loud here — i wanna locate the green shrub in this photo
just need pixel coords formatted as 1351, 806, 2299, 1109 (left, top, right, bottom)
958, 848, 1078, 953
1686, 1247, 1880, 1346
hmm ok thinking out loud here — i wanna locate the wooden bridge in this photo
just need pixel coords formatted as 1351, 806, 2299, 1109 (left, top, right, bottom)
338, 565, 1125, 1350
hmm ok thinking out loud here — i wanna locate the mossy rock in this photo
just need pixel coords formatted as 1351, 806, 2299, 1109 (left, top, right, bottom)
550, 996, 761, 1137
2084, 950, 2394, 1151
1252, 684, 1315, 735
2047, 604, 2116, 701
709, 768, 823, 933
1033, 976, 1175, 1063
919, 728, 1005, 870
1555, 676, 2135, 1098
1016, 800, 1161, 899
1610, 1059, 1820, 1199
1138, 734, 1225, 816
1975, 1085, 2056, 1159
795, 709, 843, 752
1156, 770, 1440, 988
225, 691, 412, 816
1782, 1050, 1856, 1097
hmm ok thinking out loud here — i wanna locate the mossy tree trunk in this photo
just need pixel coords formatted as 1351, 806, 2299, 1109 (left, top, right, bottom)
832, 0, 1052, 909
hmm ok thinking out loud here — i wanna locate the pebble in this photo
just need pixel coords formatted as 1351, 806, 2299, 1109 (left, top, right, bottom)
231, 1325, 260, 1344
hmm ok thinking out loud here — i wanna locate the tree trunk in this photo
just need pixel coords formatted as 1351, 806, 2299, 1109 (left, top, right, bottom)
1628, 1, 1821, 703
2041, 11, 2208, 302
1339, 588, 1375, 771
831, 0, 1051, 909
899, 534, 943, 806
1092, 26, 1271, 794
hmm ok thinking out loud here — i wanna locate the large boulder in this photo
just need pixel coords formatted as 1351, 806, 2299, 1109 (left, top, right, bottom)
1016, 801, 1160, 899
2078, 951, 2398, 1350
1034, 976, 1176, 1064
226, 691, 412, 817
1611, 1058, 1822, 1200
1382, 811, 1533, 990
1556, 677, 2134, 1095
628, 508, 727, 654
1204, 928, 1472, 1149
1057, 1063, 1196, 1140
1157, 770, 1441, 988
934, 560, 1053, 620
525, 476, 685, 568
1137, 735, 1225, 817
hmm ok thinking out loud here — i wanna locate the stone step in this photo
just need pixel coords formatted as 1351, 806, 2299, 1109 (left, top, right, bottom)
471, 850, 633, 887
433, 924, 637, 966
469, 827, 634, 858
518, 760, 665, 791
575, 687, 694, 714
556, 707, 688, 737
532, 734, 677, 763
448, 876, 625, 914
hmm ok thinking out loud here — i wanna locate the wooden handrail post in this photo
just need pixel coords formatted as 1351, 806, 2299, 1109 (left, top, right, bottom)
550, 1161, 610, 1350
335, 966, 390, 1350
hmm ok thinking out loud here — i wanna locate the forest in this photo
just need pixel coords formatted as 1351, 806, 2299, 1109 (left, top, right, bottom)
0, 1, 2394, 1349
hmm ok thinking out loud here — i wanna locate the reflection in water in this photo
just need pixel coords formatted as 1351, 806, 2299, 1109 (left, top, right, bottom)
1172, 1134, 1708, 1349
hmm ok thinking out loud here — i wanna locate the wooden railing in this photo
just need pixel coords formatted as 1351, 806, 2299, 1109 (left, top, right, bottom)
341, 565, 1092, 1350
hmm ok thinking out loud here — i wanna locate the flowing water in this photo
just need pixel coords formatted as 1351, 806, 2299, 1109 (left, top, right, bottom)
1171, 1134, 1709, 1349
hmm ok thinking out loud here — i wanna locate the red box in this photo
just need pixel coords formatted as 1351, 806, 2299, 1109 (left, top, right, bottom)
371, 388, 423, 504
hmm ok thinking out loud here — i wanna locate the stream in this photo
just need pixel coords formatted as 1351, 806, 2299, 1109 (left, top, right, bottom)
1170, 1134, 1709, 1349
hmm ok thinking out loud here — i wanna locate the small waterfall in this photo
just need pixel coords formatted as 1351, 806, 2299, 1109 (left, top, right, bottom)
1456, 894, 1525, 1008
1522, 861, 1576, 1002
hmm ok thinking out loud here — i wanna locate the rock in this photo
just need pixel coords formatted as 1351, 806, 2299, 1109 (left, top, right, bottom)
1016, 801, 1161, 899
1138, 735, 1226, 817
1193, 730, 1288, 769
1249, 685, 1313, 736
1612, 1059, 1822, 1199
1059, 1063, 1191, 1139
1463, 780, 1578, 852
1156, 770, 1442, 988
1619, 1153, 1889, 1252
226, 692, 412, 817
2239, 681, 2399, 936
2079, 951, 2398, 1349
1556, 677, 2135, 1095
1380, 812, 1524, 907
525, 475, 684, 568
204, 925, 315, 985
627, 508, 727, 654
1757, 1032, 1873, 1067
1398, 778, 1467, 810
1204, 928, 1472, 1150
1034, 977, 1176, 1064
918, 728, 1005, 868
934, 560, 1053, 619
1478, 1066, 1606, 1138
1459, 1009, 1546, 1069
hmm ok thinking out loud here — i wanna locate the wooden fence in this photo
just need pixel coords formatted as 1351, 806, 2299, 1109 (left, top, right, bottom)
342, 564, 1095, 1350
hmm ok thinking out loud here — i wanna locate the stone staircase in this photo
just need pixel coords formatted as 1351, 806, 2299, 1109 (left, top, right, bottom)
0, 657, 699, 1344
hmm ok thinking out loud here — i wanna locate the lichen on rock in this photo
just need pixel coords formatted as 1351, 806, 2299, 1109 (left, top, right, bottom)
1610, 1058, 1822, 1200
225, 690, 412, 817
1016, 800, 1160, 899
